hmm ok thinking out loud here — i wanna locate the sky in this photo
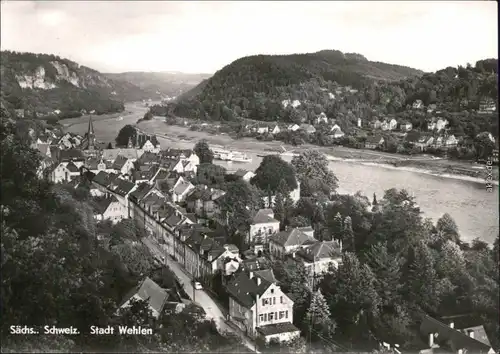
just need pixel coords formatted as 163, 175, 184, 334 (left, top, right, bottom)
1, 1, 498, 74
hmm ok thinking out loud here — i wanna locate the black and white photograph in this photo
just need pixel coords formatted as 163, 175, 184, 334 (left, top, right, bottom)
1, 1, 498, 353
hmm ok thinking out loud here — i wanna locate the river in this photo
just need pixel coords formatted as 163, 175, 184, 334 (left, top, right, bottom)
62, 103, 499, 244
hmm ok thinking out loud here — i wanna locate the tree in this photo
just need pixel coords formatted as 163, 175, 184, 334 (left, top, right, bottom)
115, 125, 136, 147
193, 140, 214, 164
331, 212, 343, 240
218, 180, 263, 235
372, 193, 378, 206
106, 142, 113, 149
288, 215, 310, 228
194, 163, 226, 188
320, 252, 381, 342
110, 242, 155, 275
436, 213, 460, 244
343, 216, 355, 252
251, 155, 297, 193
143, 111, 153, 120
291, 149, 338, 198
273, 180, 294, 227
305, 289, 336, 340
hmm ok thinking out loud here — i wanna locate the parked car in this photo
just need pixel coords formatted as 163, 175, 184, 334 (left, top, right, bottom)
194, 281, 203, 290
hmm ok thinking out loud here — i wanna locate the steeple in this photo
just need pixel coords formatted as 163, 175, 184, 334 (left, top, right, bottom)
86, 114, 95, 150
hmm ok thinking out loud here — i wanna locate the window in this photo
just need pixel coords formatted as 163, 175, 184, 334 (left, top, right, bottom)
270, 289, 274, 294
263, 313, 267, 321
272, 297, 276, 305
285, 311, 288, 319
259, 314, 264, 322
279, 311, 285, 320
280, 296, 284, 304
269, 313, 274, 321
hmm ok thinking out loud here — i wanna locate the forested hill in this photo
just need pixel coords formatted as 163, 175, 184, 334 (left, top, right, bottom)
170, 50, 498, 126
105, 72, 212, 100
170, 49, 424, 120
0, 51, 152, 118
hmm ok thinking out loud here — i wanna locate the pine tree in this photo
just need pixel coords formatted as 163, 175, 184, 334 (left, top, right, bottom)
306, 289, 332, 325
332, 212, 343, 240
343, 216, 355, 252
273, 180, 293, 228
372, 193, 378, 206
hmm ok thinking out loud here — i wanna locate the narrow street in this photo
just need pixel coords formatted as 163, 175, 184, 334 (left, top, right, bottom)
142, 238, 258, 352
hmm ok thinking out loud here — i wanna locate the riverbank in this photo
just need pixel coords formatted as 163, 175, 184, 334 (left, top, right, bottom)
137, 119, 499, 185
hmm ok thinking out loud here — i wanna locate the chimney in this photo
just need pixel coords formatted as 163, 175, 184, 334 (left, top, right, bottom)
468, 330, 474, 339
449, 322, 454, 329
429, 333, 434, 347
256, 277, 261, 286
249, 271, 254, 279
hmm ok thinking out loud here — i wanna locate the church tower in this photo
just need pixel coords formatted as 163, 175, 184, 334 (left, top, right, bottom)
86, 114, 96, 150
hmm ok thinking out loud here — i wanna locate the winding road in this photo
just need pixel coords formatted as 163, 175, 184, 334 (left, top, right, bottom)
142, 238, 258, 352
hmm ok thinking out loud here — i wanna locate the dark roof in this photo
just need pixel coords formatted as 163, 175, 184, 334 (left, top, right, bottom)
366, 135, 384, 144
59, 148, 84, 161
161, 148, 193, 159
134, 165, 158, 181
225, 272, 272, 308
251, 209, 278, 224
138, 151, 160, 165
418, 314, 493, 353
129, 183, 153, 202
296, 241, 341, 262
93, 171, 112, 187
108, 178, 136, 196
112, 155, 129, 170
257, 322, 300, 336
253, 269, 277, 283
93, 196, 118, 215
269, 228, 315, 247
234, 169, 251, 177
66, 161, 80, 173
120, 277, 169, 315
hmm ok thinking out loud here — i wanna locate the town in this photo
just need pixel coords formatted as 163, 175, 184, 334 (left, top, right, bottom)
24, 112, 498, 354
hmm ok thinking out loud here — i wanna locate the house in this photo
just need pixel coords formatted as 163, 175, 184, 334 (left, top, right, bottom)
364, 136, 385, 150
248, 209, 280, 244
296, 226, 314, 238
444, 135, 458, 148
329, 124, 344, 138
281, 99, 301, 108
412, 100, 424, 109
300, 124, 316, 134
102, 148, 143, 161
415, 135, 434, 150
287, 124, 300, 132
357, 118, 362, 128
269, 228, 316, 259
137, 151, 161, 166
315, 112, 329, 125
270, 125, 281, 135
49, 161, 83, 183
433, 136, 444, 148
136, 134, 161, 153
119, 277, 169, 319
161, 149, 200, 166
380, 120, 390, 131
92, 196, 124, 223
417, 314, 496, 354
171, 178, 195, 203
389, 118, 398, 130
328, 93, 335, 100
255, 125, 269, 134
400, 121, 413, 132
436, 118, 449, 132
134, 165, 160, 184
372, 120, 382, 129
289, 240, 342, 285
112, 155, 135, 176
226, 271, 300, 343
85, 157, 114, 175
185, 185, 225, 219
234, 169, 255, 182
478, 97, 496, 113
427, 104, 437, 113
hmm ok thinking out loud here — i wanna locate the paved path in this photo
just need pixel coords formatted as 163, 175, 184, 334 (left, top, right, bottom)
142, 238, 258, 352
